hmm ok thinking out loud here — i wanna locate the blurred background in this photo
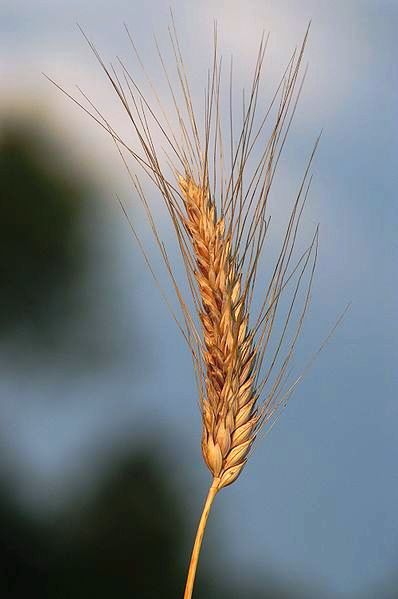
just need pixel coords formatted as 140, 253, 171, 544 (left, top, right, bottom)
0, 1, 397, 597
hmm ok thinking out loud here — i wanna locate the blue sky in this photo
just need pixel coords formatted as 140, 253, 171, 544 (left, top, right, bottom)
0, 1, 397, 596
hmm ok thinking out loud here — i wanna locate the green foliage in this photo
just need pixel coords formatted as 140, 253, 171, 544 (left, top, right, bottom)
0, 121, 87, 335
0, 445, 315, 599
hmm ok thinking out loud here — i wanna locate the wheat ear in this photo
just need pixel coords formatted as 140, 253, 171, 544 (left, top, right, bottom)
50, 18, 325, 599
179, 175, 258, 491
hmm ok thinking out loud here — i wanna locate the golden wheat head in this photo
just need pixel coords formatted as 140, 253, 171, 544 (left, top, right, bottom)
50, 20, 318, 490
52, 18, 330, 598
178, 175, 258, 489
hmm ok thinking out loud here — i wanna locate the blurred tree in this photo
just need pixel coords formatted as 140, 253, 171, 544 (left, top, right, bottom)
0, 442, 323, 599
0, 120, 87, 337
53, 448, 187, 598
0, 116, 143, 373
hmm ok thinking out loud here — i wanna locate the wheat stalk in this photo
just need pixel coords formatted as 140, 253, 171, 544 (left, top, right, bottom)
48, 17, 331, 598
